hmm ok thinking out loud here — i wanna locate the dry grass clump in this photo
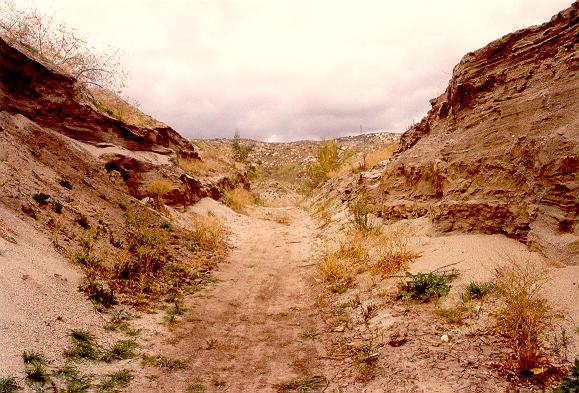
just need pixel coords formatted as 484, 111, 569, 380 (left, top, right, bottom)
222, 187, 255, 212
360, 224, 419, 278
179, 158, 211, 175
186, 215, 224, 252
319, 251, 355, 290
146, 179, 172, 215
493, 255, 552, 378
362, 143, 398, 170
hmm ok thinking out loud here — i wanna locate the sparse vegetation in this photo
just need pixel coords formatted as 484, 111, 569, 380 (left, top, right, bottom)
0, 0, 126, 91
554, 358, 579, 393
96, 370, 133, 393
396, 271, 458, 303
434, 306, 466, 325
100, 340, 137, 363
141, 354, 187, 371
349, 194, 376, 234
273, 376, 326, 392
186, 383, 206, 392
146, 179, 172, 215
360, 143, 398, 170
306, 138, 341, 189
186, 215, 224, 252
461, 281, 496, 302
64, 330, 99, 360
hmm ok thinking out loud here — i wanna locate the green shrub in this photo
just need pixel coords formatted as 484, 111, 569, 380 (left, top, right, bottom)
349, 194, 376, 234
306, 138, 341, 189
461, 281, 496, 302
396, 271, 458, 303
79, 277, 116, 308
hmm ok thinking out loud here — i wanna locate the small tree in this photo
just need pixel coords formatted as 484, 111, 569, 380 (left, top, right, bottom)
0, 0, 126, 92
231, 130, 254, 164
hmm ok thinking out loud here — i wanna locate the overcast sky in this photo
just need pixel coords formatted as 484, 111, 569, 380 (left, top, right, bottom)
31, 0, 572, 141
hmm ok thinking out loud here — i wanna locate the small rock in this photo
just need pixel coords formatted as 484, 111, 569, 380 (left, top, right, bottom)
441, 334, 449, 343
333, 326, 345, 332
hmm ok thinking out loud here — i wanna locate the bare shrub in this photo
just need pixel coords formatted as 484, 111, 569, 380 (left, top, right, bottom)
222, 187, 254, 212
493, 255, 552, 376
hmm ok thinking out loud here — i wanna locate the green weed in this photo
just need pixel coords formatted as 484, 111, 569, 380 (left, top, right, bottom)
0, 377, 19, 393
101, 340, 137, 362
396, 271, 458, 303
64, 330, 99, 360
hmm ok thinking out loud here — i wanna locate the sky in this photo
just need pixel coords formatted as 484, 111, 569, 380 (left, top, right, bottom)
28, 0, 572, 141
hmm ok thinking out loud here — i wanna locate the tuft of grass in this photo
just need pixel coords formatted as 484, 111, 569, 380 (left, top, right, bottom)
222, 187, 255, 212
461, 281, 496, 302
396, 271, 458, 303
0, 377, 19, 393
493, 255, 552, 377
64, 330, 100, 360
273, 376, 326, 392
117, 201, 127, 211
160, 221, 172, 230
186, 383, 206, 392
141, 354, 187, 371
51, 200, 63, 213
96, 370, 133, 393
22, 351, 49, 386
58, 178, 72, 189
101, 340, 137, 363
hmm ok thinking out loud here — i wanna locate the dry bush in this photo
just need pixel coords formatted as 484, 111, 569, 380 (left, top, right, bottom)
187, 215, 224, 252
319, 251, 354, 286
146, 179, 172, 214
222, 187, 254, 212
493, 255, 552, 376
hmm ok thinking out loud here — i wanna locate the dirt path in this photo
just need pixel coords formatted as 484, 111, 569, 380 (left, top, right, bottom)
130, 200, 333, 392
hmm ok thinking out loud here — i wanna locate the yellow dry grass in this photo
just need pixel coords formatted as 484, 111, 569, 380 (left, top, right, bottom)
188, 215, 224, 252
222, 187, 255, 212
362, 143, 398, 170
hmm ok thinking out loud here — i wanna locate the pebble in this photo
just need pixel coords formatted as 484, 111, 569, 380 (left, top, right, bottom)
441, 334, 449, 343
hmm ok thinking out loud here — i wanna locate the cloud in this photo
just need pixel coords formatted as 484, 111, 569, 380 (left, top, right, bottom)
34, 0, 573, 141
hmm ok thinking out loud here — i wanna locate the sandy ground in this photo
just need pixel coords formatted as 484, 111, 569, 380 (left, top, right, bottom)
128, 198, 335, 392
1, 194, 577, 392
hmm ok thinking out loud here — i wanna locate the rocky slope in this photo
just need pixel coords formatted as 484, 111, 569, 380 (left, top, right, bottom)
334, 3, 579, 264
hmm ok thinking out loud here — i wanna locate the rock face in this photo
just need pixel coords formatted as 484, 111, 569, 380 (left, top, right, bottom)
365, 3, 578, 263
0, 35, 245, 206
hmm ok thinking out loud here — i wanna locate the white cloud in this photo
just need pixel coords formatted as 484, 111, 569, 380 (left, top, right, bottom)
32, 0, 573, 141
